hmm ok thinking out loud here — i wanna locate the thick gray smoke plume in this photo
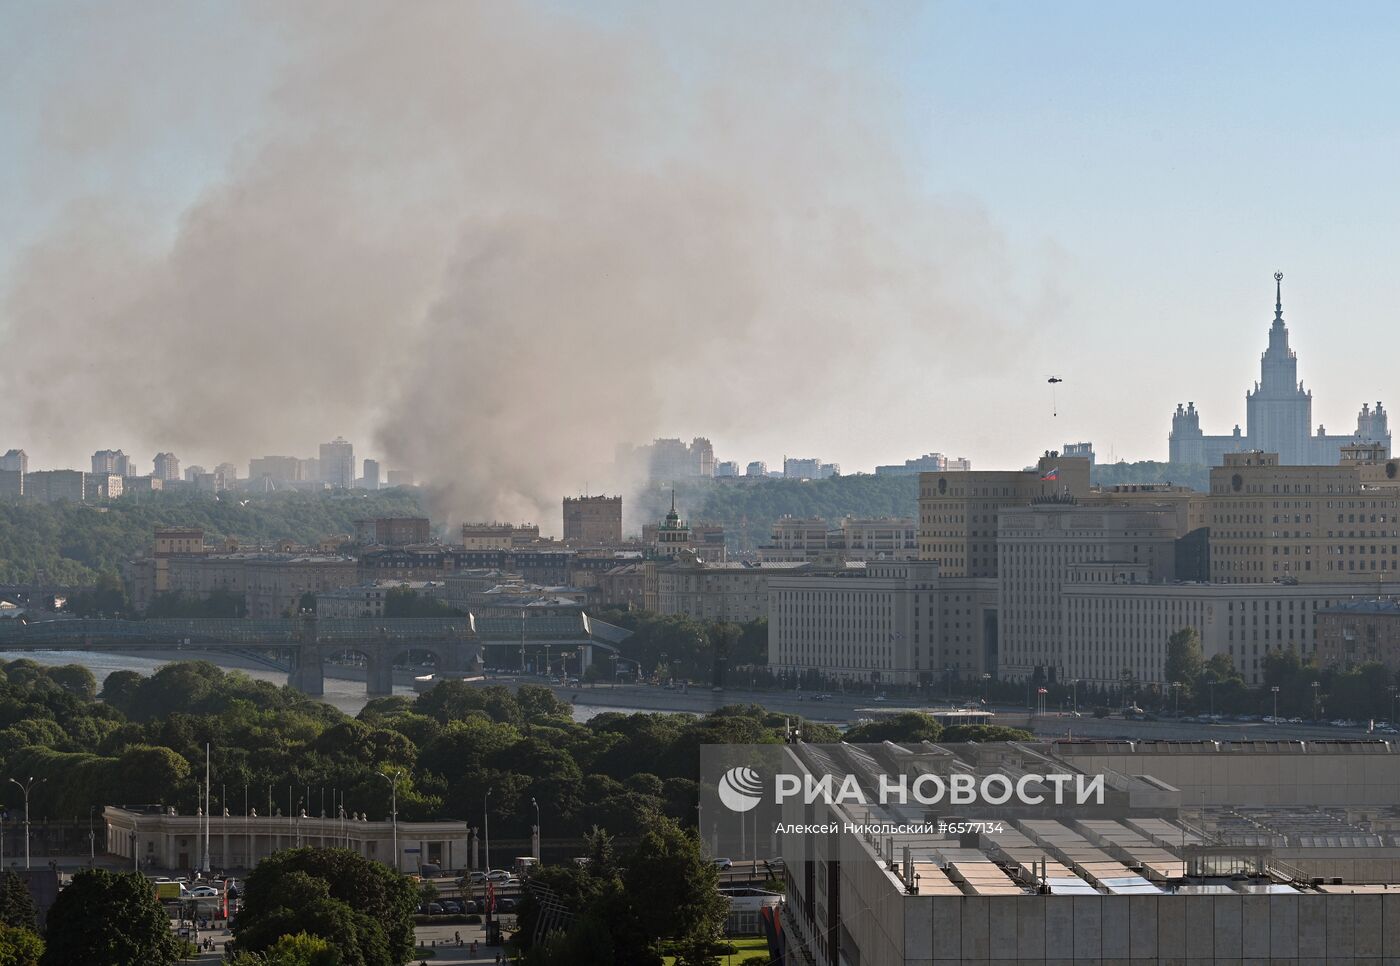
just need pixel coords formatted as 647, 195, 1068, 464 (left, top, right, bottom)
1, 2, 1042, 530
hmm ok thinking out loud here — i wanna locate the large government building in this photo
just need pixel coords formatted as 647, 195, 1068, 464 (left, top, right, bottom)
1169, 274, 1390, 466
771, 437, 1400, 689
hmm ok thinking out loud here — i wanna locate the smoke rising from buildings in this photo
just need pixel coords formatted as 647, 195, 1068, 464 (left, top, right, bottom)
0, 2, 1051, 529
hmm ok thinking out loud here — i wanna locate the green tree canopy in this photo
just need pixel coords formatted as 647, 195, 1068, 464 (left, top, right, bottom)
232, 848, 416, 966
0, 873, 36, 932
1165, 627, 1205, 693
842, 712, 943, 744
227, 932, 343, 966
0, 924, 43, 966
39, 869, 181, 966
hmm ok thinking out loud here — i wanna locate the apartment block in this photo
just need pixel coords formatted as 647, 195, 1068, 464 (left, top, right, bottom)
1316, 597, 1400, 672
24, 470, 88, 503
319, 437, 355, 488
645, 553, 804, 623
153, 452, 180, 481
354, 517, 431, 546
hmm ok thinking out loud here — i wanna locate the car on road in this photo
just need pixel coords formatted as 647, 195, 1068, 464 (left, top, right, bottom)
486, 869, 512, 881
187, 886, 220, 899
459, 871, 488, 885
712, 858, 733, 870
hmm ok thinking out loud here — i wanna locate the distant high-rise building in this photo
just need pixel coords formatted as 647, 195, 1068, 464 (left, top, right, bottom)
714, 460, 739, 477
386, 469, 413, 487
362, 459, 381, 489
783, 458, 838, 480
0, 450, 27, 474
619, 437, 717, 481
875, 453, 971, 476
1169, 274, 1391, 466
153, 452, 180, 481
92, 449, 132, 476
184, 465, 207, 483
563, 495, 622, 545
745, 461, 768, 478
319, 437, 355, 488
25, 470, 88, 503
214, 462, 237, 483
248, 455, 303, 482
0, 469, 21, 499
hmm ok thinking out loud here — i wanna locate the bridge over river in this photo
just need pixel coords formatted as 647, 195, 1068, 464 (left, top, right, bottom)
0, 613, 625, 696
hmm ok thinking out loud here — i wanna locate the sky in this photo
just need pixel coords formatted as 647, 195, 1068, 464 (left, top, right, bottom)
1, 1, 1398, 519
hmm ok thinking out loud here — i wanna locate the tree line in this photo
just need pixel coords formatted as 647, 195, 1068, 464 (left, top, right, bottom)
0, 489, 426, 587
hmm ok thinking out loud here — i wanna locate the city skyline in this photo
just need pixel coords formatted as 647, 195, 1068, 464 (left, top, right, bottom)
3, 3, 1398, 523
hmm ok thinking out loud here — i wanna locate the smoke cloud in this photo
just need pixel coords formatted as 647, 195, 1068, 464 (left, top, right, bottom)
0, 2, 1049, 531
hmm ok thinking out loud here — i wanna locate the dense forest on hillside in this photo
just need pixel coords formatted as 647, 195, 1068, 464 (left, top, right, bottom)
0, 489, 426, 585
1091, 460, 1209, 492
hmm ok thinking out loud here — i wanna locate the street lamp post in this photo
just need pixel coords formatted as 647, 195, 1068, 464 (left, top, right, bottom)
1389, 684, 1398, 725
1271, 685, 1280, 723
7, 777, 44, 870
376, 771, 402, 874
981, 673, 991, 706
531, 797, 541, 861
1311, 681, 1321, 722
484, 787, 492, 873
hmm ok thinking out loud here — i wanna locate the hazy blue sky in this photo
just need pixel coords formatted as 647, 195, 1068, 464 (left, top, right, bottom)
1, 1, 1397, 505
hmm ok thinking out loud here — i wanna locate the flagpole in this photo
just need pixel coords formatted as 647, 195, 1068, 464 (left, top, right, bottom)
203, 743, 211, 874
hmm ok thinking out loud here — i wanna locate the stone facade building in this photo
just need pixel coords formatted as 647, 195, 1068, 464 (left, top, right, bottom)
1316, 597, 1400, 672
562, 495, 622, 546
1207, 445, 1400, 584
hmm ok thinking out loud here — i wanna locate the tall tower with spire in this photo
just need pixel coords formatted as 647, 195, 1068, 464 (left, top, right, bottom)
1244, 272, 1313, 464
1170, 272, 1390, 467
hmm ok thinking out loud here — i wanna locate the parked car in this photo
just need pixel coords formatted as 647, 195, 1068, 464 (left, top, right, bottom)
420, 902, 443, 915
496, 897, 517, 913
439, 899, 463, 914
463, 900, 480, 914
